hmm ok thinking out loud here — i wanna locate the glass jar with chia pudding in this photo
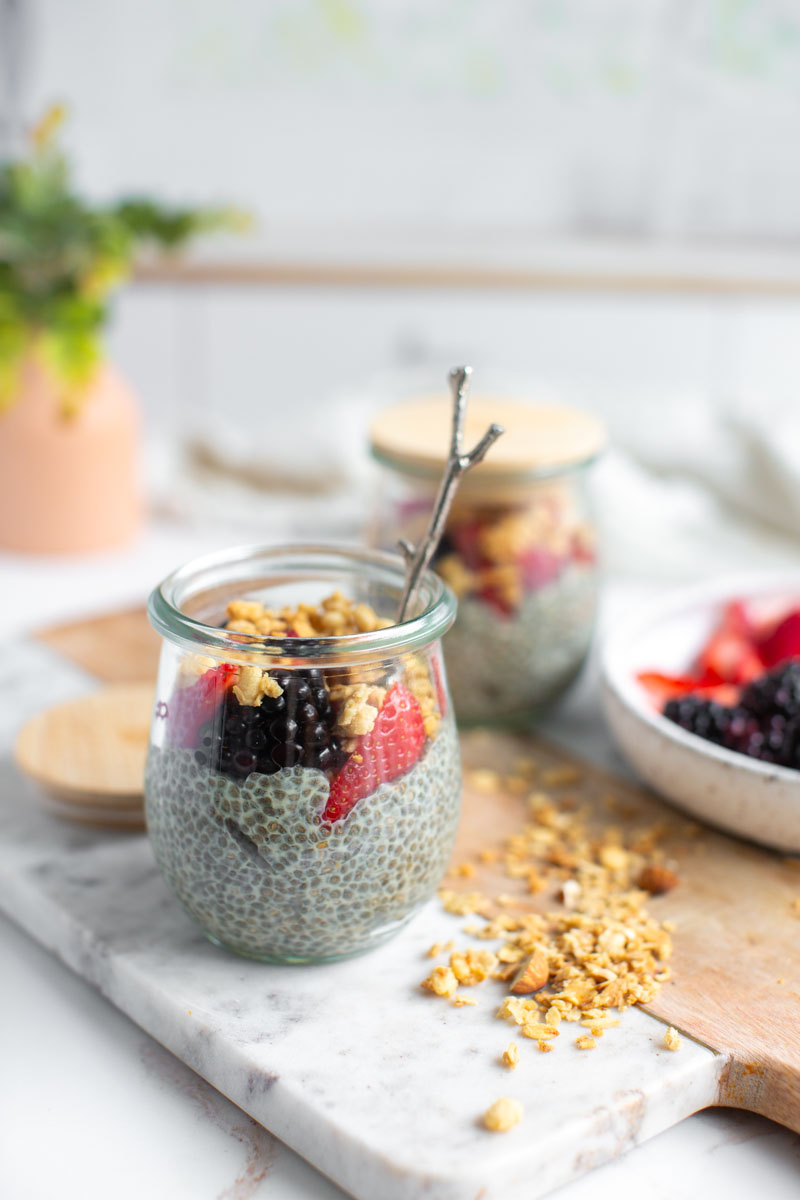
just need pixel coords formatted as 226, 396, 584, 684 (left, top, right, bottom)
145, 544, 460, 964
369, 397, 605, 726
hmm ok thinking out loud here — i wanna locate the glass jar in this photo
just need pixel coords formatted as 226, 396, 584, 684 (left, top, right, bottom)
145, 544, 460, 964
369, 397, 604, 726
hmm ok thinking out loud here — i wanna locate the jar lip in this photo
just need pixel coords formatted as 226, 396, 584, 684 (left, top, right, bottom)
370, 444, 602, 484
147, 542, 457, 662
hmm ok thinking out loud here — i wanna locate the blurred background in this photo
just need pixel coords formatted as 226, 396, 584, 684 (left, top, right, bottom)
4, 0, 800, 602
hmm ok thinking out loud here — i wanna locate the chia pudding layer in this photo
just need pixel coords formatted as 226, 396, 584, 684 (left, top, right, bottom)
145, 713, 461, 962
445, 563, 596, 724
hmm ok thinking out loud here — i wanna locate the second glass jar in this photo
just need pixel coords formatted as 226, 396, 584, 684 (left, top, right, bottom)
369, 397, 604, 726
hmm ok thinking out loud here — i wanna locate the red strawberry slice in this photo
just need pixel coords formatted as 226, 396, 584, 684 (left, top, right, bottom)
168, 663, 237, 748
519, 547, 563, 591
695, 628, 763, 685
477, 584, 515, 618
450, 518, 488, 571
321, 684, 426, 824
636, 671, 738, 707
757, 609, 800, 669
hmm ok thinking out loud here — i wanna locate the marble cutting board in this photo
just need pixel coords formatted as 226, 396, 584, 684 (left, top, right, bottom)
3, 625, 798, 1200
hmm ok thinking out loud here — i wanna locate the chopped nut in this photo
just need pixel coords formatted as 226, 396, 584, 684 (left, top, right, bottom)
509, 949, 549, 996
638, 864, 680, 895
483, 1097, 523, 1133
502, 1043, 519, 1069
663, 1026, 681, 1051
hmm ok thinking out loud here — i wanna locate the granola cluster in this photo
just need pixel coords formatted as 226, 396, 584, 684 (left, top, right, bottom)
225, 591, 392, 639
420, 756, 682, 1131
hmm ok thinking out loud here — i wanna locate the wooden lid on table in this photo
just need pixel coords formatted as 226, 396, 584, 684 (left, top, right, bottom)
14, 683, 153, 830
370, 396, 605, 477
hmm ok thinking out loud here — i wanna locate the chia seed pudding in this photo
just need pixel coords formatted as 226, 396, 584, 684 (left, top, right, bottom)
146, 713, 460, 961
145, 568, 461, 963
442, 562, 596, 724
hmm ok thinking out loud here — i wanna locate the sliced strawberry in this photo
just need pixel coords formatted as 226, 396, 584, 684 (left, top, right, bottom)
168, 663, 237, 748
519, 547, 563, 591
450, 518, 488, 571
321, 684, 426, 823
477, 584, 515, 618
637, 671, 708, 704
637, 671, 739, 708
695, 628, 763, 685
757, 609, 800, 669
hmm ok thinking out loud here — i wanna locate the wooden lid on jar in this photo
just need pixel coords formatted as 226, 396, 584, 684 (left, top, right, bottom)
370, 395, 605, 478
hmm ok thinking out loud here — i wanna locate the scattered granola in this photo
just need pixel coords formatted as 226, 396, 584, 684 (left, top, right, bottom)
421, 966, 459, 998
423, 751, 677, 1081
520, 1022, 559, 1041
224, 591, 391, 640
663, 1026, 681, 1051
469, 768, 502, 795
502, 1043, 520, 1069
451, 948, 498, 986
483, 1097, 523, 1133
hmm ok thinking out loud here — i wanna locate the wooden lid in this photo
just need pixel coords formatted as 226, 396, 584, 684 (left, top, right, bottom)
15, 683, 153, 816
370, 396, 605, 477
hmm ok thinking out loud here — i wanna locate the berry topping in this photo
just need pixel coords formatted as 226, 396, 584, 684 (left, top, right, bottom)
663, 661, 800, 769
756, 610, 800, 670
321, 684, 426, 824
168, 664, 237, 748
193, 667, 349, 780
740, 660, 800, 721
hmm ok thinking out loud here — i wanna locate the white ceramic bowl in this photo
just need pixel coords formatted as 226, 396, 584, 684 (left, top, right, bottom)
601, 574, 800, 853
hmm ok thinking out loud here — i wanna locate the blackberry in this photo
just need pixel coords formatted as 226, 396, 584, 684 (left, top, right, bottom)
740, 661, 800, 721
662, 696, 733, 745
663, 662, 800, 770
193, 669, 349, 781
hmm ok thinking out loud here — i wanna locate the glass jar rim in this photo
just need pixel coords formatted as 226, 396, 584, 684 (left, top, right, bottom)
148, 542, 457, 663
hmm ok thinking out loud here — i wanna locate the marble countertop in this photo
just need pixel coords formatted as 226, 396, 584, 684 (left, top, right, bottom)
3, 525, 800, 1200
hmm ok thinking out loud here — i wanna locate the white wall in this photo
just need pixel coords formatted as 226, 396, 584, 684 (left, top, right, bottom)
23, 0, 800, 248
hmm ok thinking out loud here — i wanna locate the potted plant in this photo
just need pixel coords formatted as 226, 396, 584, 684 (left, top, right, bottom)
0, 106, 244, 554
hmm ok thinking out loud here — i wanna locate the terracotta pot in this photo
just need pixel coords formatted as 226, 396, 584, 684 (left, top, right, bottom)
0, 356, 142, 554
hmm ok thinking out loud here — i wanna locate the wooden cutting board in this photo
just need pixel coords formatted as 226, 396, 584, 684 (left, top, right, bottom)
27, 608, 800, 1138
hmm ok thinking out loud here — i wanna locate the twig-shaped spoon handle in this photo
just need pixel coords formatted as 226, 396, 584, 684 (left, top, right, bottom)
396, 366, 504, 622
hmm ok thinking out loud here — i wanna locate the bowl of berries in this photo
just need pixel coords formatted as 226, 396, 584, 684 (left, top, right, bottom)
601, 574, 800, 852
